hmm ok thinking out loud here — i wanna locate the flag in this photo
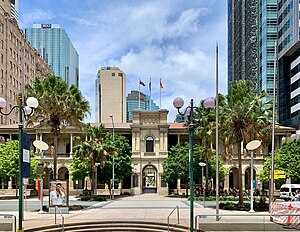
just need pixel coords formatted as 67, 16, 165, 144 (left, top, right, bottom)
149, 79, 151, 90
139, 80, 145, 86
160, 79, 163, 89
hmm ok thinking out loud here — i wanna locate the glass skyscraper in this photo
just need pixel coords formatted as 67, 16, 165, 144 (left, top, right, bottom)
126, 90, 159, 122
25, 24, 79, 87
257, 0, 277, 101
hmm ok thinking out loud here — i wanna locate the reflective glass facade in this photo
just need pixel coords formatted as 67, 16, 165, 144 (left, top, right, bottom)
126, 90, 159, 122
25, 24, 79, 87
257, 0, 277, 102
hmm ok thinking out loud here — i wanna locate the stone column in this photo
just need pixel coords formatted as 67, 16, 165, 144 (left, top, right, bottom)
69, 173, 74, 191
35, 134, 38, 152
224, 173, 229, 190
177, 179, 181, 195
177, 134, 180, 145
70, 133, 73, 156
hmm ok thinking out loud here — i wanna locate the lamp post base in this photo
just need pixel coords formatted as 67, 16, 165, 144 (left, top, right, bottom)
249, 209, 255, 213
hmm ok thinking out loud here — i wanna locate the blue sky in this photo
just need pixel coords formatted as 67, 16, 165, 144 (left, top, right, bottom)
19, 0, 228, 122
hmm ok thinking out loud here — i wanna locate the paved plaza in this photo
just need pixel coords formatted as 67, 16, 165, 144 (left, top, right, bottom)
0, 194, 298, 231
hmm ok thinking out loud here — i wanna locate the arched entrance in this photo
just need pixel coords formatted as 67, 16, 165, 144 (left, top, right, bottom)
142, 165, 157, 193
58, 167, 69, 180
44, 167, 53, 189
229, 167, 239, 189
245, 167, 256, 190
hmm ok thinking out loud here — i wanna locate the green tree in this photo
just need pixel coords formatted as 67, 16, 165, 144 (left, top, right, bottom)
221, 80, 272, 207
25, 73, 90, 179
97, 133, 132, 196
260, 139, 300, 183
162, 143, 226, 194
70, 124, 132, 196
71, 124, 107, 194
194, 94, 226, 188
0, 140, 38, 195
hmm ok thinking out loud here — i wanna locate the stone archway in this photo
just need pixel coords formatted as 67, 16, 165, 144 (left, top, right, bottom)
58, 167, 69, 180
44, 167, 53, 189
245, 167, 256, 190
229, 167, 239, 189
142, 165, 157, 193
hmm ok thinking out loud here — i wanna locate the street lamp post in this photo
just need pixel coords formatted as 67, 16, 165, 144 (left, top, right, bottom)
109, 115, 115, 200
0, 96, 38, 232
199, 162, 206, 208
95, 162, 100, 196
33, 140, 49, 214
173, 97, 214, 232
246, 140, 261, 213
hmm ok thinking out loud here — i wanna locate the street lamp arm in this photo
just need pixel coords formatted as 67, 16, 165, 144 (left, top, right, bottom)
0, 105, 19, 116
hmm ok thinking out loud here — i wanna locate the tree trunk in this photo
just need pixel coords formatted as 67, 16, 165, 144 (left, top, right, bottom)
238, 141, 244, 208
53, 135, 58, 179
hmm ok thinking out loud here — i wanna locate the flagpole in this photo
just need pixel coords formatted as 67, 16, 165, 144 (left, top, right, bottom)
160, 78, 161, 109
149, 78, 151, 110
139, 78, 141, 110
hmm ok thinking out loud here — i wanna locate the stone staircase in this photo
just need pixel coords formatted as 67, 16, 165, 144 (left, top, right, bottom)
25, 220, 189, 232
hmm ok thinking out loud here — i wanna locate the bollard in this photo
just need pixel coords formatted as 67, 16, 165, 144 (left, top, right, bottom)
287, 204, 293, 226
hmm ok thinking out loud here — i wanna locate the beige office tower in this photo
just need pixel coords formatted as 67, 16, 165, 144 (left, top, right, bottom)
95, 67, 126, 123
0, 1, 50, 125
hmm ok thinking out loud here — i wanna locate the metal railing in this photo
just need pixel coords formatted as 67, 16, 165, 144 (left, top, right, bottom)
167, 206, 179, 232
195, 213, 300, 232
0, 214, 16, 232
54, 206, 65, 232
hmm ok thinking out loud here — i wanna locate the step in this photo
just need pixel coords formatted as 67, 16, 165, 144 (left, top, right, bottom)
26, 220, 189, 232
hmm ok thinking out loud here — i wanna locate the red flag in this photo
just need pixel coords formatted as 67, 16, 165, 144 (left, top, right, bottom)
160, 79, 163, 89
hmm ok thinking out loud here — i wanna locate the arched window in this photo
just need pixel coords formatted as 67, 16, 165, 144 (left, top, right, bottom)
146, 136, 154, 152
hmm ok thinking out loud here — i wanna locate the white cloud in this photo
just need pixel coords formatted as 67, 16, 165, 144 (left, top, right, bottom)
19, 9, 54, 29
19, 0, 227, 122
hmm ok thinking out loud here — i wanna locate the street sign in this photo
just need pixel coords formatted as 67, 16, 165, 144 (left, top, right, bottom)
22, 133, 30, 178
274, 174, 286, 179
274, 170, 285, 175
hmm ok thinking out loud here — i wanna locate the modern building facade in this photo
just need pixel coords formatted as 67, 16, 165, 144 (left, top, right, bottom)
95, 67, 126, 124
257, 0, 277, 101
126, 90, 159, 122
277, 0, 300, 128
0, 1, 50, 125
25, 24, 79, 87
228, 0, 258, 89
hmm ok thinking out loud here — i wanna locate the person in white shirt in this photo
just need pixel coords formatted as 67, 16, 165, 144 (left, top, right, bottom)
50, 183, 66, 206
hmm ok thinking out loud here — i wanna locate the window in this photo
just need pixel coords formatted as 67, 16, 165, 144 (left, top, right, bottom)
118, 73, 123, 77
112, 73, 115, 76
146, 136, 154, 152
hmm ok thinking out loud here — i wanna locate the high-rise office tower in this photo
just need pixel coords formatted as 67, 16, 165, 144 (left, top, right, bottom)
126, 90, 159, 122
95, 67, 126, 123
277, 0, 300, 127
228, 0, 258, 89
257, 0, 277, 101
0, 2, 50, 125
25, 24, 79, 87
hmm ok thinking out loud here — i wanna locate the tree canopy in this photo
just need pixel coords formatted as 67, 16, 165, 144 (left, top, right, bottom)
162, 143, 226, 184
0, 140, 39, 182
260, 139, 300, 183
70, 124, 132, 195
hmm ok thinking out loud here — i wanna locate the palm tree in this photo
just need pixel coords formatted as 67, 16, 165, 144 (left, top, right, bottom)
71, 124, 108, 195
25, 73, 90, 179
221, 80, 272, 207
194, 94, 226, 191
